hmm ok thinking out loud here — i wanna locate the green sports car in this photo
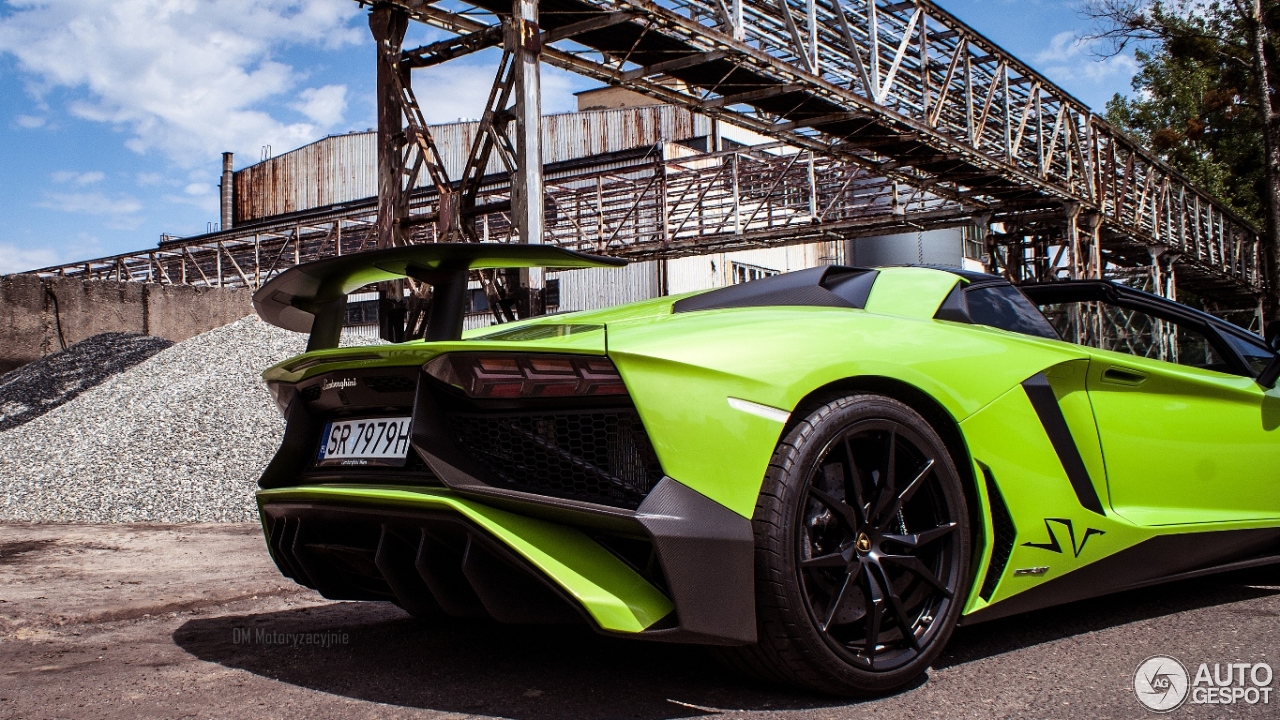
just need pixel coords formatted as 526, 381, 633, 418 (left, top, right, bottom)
252, 243, 1280, 696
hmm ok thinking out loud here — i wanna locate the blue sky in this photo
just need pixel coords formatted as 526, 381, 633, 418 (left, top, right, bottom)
0, 0, 1139, 274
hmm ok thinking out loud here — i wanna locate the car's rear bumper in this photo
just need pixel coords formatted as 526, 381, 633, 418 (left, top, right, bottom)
259, 357, 759, 645
257, 479, 756, 644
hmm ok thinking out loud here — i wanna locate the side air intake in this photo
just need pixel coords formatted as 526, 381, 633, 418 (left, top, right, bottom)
979, 463, 1017, 602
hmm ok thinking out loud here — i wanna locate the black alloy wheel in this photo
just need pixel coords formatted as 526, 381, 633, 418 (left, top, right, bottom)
798, 417, 962, 671
715, 394, 971, 696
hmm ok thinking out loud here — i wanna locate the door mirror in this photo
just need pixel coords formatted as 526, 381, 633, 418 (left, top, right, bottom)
1266, 321, 1280, 351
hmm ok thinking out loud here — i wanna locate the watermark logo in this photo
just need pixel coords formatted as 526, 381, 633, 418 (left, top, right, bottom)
1190, 662, 1273, 706
231, 627, 349, 648
1135, 655, 1190, 712
1134, 655, 1274, 712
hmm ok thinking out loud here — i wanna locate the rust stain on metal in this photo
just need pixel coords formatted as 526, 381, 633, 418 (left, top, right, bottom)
232, 107, 708, 224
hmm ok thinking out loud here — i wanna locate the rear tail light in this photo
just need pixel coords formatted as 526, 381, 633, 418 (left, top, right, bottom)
424, 353, 628, 398
266, 380, 291, 416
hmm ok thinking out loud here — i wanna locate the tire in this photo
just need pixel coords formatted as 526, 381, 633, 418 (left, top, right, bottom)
392, 600, 441, 620
717, 394, 972, 696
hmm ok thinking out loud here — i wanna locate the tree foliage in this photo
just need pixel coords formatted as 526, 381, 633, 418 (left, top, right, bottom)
1090, 1, 1276, 227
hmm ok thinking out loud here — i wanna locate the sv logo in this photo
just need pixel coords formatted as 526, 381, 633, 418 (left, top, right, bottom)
1021, 517, 1105, 558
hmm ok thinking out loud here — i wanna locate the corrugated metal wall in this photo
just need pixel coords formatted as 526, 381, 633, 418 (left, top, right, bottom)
666, 242, 842, 295
235, 132, 377, 222
544, 243, 842, 310
846, 229, 964, 267
235, 106, 710, 223
548, 262, 660, 313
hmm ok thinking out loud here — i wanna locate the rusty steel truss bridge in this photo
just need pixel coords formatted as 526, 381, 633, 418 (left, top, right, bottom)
27, 0, 1267, 317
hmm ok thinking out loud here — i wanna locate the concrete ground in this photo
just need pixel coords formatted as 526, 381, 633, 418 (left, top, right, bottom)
0, 523, 1276, 720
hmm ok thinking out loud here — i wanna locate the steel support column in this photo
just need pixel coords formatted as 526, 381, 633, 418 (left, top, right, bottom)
508, 0, 545, 317
1082, 212, 1103, 279
371, 4, 412, 341
371, 5, 410, 250
1063, 201, 1082, 279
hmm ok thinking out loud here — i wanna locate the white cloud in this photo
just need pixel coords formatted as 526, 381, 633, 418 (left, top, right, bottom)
37, 191, 144, 229
293, 84, 347, 126
14, 114, 45, 128
0, 0, 364, 167
412, 60, 585, 124
0, 242, 61, 274
51, 170, 105, 185
0, 232, 102, 274
1033, 31, 1138, 86
164, 182, 218, 213
39, 191, 141, 216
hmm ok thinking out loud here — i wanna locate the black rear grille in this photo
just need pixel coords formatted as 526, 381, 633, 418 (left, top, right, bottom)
364, 375, 417, 393
979, 464, 1017, 601
447, 409, 664, 510
300, 385, 322, 402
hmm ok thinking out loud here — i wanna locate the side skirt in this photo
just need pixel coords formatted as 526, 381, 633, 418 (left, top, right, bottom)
960, 527, 1280, 625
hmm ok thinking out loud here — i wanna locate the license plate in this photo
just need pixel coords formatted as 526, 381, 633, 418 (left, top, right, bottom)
316, 417, 413, 467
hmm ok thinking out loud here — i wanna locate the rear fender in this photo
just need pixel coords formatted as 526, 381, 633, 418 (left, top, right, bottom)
606, 307, 1088, 518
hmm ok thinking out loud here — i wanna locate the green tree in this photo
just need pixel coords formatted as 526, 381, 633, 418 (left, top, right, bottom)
1086, 1, 1280, 317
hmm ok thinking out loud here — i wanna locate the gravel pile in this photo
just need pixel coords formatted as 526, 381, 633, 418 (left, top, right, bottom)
0, 316, 309, 523
0, 333, 174, 432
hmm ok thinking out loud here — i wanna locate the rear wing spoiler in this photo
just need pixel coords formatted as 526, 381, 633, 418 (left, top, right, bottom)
252, 243, 625, 350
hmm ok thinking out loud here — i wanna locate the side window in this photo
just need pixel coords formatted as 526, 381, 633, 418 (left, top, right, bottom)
1037, 300, 1230, 373
964, 285, 1059, 339
1220, 331, 1276, 375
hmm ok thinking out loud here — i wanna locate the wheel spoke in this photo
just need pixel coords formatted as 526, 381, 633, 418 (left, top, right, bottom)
860, 563, 885, 663
822, 571, 858, 631
872, 561, 921, 651
842, 438, 869, 526
876, 458, 935, 525
869, 430, 898, 525
800, 551, 848, 569
882, 553, 953, 598
808, 487, 861, 531
882, 522, 956, 549
885, 429, 896, 492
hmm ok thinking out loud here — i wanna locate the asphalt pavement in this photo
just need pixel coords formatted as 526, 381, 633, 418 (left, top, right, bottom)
0, 522, 1276, 719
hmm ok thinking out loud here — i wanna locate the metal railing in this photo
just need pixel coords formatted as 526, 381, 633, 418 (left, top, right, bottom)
27, 0, 1264, 310
395, 0, 1262, 299
28, 141, 967, 287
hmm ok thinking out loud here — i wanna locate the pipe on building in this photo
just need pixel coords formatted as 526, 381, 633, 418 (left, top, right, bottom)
219, 152, 234, 231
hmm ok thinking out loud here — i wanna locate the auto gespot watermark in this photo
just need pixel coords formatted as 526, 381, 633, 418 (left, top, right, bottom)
1134, 655, 1273, 712
230, 627, 349, 649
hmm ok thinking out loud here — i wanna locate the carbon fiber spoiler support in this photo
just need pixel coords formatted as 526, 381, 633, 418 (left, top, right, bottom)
251, 243, 625, 350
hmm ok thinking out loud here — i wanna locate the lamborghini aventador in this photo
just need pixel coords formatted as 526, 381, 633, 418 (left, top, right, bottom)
250, 243, 1280, 696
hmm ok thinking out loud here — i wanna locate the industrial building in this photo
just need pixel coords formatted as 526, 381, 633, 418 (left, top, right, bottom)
25, 0, 1261, 345
220, 94, 982, 338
